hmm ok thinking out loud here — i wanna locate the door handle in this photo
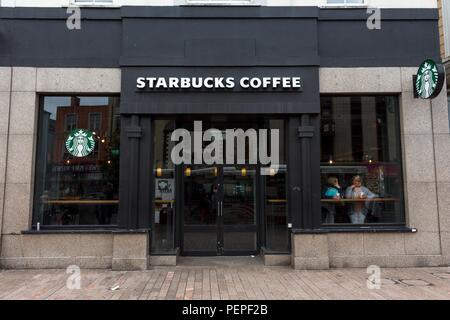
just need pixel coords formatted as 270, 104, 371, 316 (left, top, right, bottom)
217, 201, 223, 217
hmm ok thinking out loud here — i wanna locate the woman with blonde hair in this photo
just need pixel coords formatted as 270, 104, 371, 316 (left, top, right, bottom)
345, 175, 378, 224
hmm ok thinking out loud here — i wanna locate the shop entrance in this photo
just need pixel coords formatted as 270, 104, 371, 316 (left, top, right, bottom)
182, 164, 257, 255
180, 118, 259, 255
152, 116, 289, 257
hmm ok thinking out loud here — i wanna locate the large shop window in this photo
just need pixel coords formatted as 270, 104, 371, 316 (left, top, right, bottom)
33, 96, 120, 227
320, 96, 405, 226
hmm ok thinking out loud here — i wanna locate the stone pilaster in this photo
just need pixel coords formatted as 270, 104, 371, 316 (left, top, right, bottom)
112, 232, 149, 271
292, 233, 329, 270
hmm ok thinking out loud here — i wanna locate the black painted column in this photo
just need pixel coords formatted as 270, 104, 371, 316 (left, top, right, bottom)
118, 115, 152, 230
288, 115, 321, 231
309, 115, 322, 229
287, 116, 303, 229
138, 115, 153, 230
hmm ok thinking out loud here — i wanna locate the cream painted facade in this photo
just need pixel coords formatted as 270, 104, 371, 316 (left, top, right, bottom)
0, 0, 438, 9
0, 67, 449, 269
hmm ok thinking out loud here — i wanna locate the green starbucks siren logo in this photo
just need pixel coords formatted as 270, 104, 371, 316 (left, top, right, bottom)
65, 129, 96, 158
415, 59, 445, 99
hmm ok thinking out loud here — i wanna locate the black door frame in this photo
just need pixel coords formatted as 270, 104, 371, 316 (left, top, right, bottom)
221, 164, 260, 256
179, 164, 221, 256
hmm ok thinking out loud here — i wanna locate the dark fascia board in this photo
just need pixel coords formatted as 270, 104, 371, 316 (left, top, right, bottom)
0, 7, 122, 20
119, 102, 321, 115
0, 6, 319, 20
0, 7, 437, 21
319, 8, 438, 21
120, 6, 319, 19
320, 56, 442, 69
12, 57, 120, 68
118, 55, 321, 67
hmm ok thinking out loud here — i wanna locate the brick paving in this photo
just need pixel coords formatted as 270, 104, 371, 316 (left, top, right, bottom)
1, 257, 450, 300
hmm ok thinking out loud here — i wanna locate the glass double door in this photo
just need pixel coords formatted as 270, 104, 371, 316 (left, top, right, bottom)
182, 164, 257, 255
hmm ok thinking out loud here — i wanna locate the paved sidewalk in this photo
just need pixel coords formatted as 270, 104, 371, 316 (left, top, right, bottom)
1, 257, 450, 300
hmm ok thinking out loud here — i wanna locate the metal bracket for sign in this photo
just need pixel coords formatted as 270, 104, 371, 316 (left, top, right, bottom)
126, 126, 143, 139
298, 126, 314, 138
412, 75, 419, 98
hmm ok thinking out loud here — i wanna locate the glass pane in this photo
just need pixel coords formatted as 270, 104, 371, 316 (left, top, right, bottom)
184, 165, 219, 225
33, 96, 120, 226
183, 164, 219, 253
89, 112, 102, 132
222, 165, 256, 225
264, 119, 289, 252
223, 232, 256, 251
265, 166, 288, 251
320, 96, 405, 225
153, 120, 176, 254
183, 231, 218, 252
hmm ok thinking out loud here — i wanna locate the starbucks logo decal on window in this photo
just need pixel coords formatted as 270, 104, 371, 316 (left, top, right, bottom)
415, 59, 445, 99
66, 129, 96, 158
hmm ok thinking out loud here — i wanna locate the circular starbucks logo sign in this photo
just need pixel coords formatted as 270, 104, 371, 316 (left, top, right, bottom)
415, 59, 445, 99
65, 129, 96, 158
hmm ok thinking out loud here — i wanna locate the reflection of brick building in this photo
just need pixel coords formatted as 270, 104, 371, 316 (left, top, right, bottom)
54, 97, 113, 164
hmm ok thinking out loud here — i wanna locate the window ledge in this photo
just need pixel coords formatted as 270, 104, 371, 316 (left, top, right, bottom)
261, 247, 290, 255
179, 0, 261, 5
151, 248, 180, 256
320, 5, 368, 9
65, 5, 121, 8
292, 226, 416, 234
22, 228, 150, 235
69, 0, 116, 7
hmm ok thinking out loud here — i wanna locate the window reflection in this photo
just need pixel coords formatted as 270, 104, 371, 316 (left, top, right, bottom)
320, 96, 405, 225
33, 96, 120, 226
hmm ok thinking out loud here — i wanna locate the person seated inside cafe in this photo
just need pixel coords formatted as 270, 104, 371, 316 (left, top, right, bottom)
344, 175, 378, 224
321, 176, 343, 224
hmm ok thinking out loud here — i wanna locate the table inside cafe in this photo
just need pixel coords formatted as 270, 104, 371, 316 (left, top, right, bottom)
320, 198, 400, 224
